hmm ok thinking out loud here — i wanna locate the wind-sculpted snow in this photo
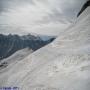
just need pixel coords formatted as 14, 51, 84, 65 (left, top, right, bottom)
0, 7, 90, 90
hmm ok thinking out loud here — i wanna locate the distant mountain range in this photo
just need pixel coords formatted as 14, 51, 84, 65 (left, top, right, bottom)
0, 34, 55, 60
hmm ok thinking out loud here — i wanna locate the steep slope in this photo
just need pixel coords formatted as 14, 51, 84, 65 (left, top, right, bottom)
77, 0, 90, 17
2, 48, 33, 64
0, 7, 90, 90
0, 48, 33, 72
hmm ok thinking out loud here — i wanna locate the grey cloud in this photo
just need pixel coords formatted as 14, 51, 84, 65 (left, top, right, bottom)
0, 0, 34, 13
0, 0, 86, 18
0, 0, 87, 34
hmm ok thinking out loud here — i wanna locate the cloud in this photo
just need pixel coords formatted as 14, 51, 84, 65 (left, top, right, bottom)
0, 0, 86, 35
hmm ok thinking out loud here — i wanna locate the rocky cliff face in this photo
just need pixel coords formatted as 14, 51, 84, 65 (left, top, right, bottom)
77, 0, 90, 17
0, 34, 55, 60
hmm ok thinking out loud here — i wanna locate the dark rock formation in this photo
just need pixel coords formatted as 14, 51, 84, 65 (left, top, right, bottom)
0, 34, 55, 60
77, 0, 90, 17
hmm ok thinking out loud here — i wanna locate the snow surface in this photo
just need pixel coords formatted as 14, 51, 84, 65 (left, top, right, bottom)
0, 7, 90, 90
0, 48, 33, 65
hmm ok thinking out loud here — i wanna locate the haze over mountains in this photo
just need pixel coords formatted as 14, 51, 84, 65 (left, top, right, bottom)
0, 2, 90, 90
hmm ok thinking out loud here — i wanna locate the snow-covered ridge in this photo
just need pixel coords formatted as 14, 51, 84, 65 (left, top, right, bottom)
0, 7, 90, 90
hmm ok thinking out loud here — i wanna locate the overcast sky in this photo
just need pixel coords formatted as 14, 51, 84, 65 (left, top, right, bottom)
0, 0, 86, 35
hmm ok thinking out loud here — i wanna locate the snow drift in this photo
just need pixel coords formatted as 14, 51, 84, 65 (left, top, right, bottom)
0, 7, 90, 90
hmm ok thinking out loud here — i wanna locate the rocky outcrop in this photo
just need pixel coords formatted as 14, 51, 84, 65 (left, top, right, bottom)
0, 34, 55, 60
77, 0, 90, 17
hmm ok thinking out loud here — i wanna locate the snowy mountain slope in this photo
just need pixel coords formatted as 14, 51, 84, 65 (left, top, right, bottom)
0, 48, 33, 66
0, 7, 90, 90
0, 48, 33, 86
